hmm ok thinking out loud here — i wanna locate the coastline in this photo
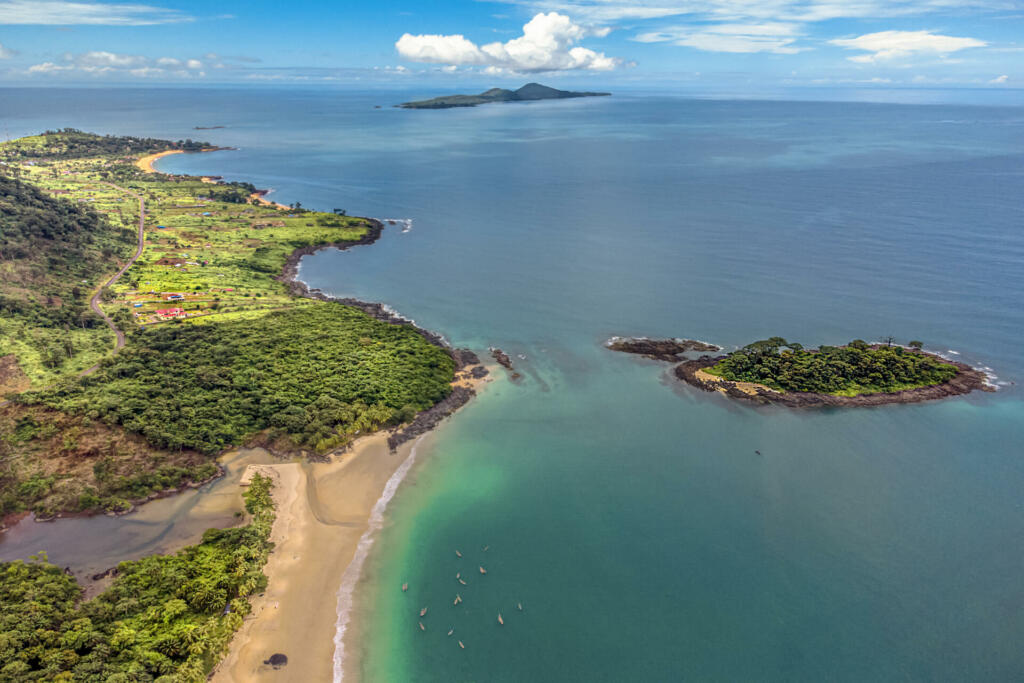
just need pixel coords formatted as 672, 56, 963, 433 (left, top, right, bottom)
676, 354, 993, 407
135, 149, 184, 172
212, 369, 491, 683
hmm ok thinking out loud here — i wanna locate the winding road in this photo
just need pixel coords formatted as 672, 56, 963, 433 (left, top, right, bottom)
87, 183, 146, 353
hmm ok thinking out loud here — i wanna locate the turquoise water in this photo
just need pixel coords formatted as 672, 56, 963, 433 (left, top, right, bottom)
4, 88, 1024, 681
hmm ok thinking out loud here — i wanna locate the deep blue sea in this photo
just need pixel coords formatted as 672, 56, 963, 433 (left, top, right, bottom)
3, 86, 1024, 681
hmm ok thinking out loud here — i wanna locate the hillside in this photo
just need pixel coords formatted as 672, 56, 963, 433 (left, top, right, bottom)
400, 82, 610, 109
0, 172, 135, 389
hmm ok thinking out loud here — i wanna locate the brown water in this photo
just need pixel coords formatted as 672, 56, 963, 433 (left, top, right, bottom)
0, 448, 281, 586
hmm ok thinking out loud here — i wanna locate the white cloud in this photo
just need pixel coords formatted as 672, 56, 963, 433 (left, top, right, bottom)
396, 33, 489, 66
0, 42, 15, 58
990, 73, 1009, 83
636, 22, 805, 53
830, 30, 987, 63
494, 0, 1016, 24
73, 50, 147, 67
397, 12, 624, 73
0, 0, 192, 25
26, 50, 211, 79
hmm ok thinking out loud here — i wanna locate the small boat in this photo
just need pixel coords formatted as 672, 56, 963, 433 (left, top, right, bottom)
517, 602, 523, 611
420, 607, 428, 617
447, 628, 454, 636
755, 450, 761, 456
498, 613, 504, 625
455, 550, 463, 558
479, 566, 487, 575
453, 594, 462, 605
458, 640, 465, 649
419, 622, 425, 631
483, 545, 490, 552
456, 572, 460, 579
458, 578, 467, 585
402, 583, 408, 592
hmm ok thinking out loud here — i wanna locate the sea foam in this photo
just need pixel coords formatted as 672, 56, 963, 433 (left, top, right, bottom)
332, 435, 427, 682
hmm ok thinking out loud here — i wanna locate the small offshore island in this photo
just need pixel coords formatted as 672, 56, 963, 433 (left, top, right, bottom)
610, 336, 993, 407
399, 82, 610, 109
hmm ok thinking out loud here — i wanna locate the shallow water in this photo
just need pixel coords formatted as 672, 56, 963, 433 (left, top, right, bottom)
0, 449, 277, 582
3, 88, 1024, 681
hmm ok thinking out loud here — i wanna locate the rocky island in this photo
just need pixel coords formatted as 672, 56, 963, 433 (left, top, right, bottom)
610, 336, 993, 407
400, 82, 610, 109
606, 337, 720, 362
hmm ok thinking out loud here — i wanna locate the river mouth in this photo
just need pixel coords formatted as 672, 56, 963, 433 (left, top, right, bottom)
0, 448, 281, 589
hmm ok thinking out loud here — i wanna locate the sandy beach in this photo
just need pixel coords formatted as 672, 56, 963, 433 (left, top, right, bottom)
212, 369, 490, 683
694, 368, 778, 396
135, 149, 184, 172
248, 190, 291, 211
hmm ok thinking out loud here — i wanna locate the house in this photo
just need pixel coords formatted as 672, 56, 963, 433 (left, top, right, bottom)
165, 293, 184, 301
155, 308, 185, 319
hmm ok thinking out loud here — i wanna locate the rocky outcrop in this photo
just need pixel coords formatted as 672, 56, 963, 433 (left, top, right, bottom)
387, 385, 477, 451
606, 337, 720, 362
490, 348, 522, 381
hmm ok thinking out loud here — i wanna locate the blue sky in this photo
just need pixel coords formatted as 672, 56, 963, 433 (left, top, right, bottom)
0, 0, 1021, 90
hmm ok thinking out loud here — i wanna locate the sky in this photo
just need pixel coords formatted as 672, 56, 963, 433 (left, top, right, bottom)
0, 0, 1022, 91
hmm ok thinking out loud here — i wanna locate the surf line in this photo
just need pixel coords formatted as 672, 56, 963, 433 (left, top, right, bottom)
332, 434, 427, 682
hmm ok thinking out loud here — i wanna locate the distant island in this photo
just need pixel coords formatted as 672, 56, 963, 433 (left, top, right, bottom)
609, 336, 993, 407
399, 82, 610, 109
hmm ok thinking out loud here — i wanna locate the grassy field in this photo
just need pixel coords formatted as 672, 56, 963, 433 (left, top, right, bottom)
1, 131, 459, 516
7, 145, 373, 339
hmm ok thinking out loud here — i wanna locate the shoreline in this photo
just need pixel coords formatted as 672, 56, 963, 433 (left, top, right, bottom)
212, 369, 491, 683
676, 353, 994, 407
135, 149, 184, 172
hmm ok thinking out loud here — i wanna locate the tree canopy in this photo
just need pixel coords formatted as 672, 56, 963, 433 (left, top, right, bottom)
0, 473, 275, 682
23, 304, 455, 454
707, 338, 958, 395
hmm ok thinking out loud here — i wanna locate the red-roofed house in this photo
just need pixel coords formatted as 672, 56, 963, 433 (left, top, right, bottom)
155, 308, 185, 319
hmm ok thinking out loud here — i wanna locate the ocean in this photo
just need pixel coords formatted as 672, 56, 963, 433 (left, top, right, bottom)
2, 86, 1024, 681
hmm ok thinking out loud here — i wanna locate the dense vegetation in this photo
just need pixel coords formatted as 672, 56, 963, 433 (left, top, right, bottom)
24, 304, 455, 454
0, 173, 134, 328
0, 129, 209, 162
706, 338, 959, 395
0, 473, 275, 682
0, 403, 217, 520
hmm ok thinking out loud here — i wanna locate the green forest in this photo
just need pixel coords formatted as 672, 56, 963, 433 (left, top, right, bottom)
0, 129, 209, 162
0, 173, 134, 330
0, 472, 275, 682
22, 304, 455, 454
706, 338, 959, 395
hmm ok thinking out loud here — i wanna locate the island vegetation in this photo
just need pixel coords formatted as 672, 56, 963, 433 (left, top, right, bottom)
400, 82, 610, 109
704, 337, 958, 395
0, 472, 275, 682
609, 334, 991, 407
